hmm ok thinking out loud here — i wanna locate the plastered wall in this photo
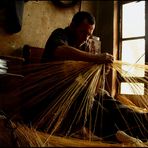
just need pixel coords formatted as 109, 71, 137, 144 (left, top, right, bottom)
0, 1, 97, 57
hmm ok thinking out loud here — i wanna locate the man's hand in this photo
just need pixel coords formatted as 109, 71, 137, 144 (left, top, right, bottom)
98, 53, 114, 75
100, 53, 114, 64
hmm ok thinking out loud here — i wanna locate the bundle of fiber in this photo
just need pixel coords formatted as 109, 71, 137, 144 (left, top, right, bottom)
10, 123, 148, 147
0, 117, 147, 147
0, 60, 148, 146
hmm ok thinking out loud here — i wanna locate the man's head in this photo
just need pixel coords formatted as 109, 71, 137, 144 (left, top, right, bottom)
70, 11, 95, 46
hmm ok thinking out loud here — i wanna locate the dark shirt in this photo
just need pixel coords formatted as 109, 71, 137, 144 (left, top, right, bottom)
41, 27, 89, 63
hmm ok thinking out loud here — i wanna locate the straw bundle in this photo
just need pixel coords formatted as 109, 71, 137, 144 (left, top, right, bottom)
0, 60, 148, 146
1, 122, 147, 147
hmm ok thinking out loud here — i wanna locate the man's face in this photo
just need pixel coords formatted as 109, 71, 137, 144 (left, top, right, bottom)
74, 22, 95, 46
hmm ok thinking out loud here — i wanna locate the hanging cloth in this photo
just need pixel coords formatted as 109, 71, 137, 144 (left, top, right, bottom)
5, 0, 24, 33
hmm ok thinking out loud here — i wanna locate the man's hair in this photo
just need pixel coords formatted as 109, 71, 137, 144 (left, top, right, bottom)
71, 11, 95, 27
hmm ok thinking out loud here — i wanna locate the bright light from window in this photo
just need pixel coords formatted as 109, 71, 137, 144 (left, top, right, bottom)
121, 82, 144, 95
122, 1, 145, 38
121, 1, 145, 95
122, 39, 145, 77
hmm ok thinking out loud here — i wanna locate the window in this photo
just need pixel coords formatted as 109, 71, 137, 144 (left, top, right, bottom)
119, 1, 146, 95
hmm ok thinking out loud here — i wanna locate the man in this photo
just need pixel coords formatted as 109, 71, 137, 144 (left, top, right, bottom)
41, 11, 114, 64
41, 11, 148, 141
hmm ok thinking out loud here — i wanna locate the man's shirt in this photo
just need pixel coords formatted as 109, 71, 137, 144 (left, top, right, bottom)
41, 27, 98, 62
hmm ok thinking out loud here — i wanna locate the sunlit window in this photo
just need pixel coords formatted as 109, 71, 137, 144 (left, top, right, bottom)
122, 39, 145, 77
120, 1, 145, 95
122, 1, 145, 38
121, 82, 144, 95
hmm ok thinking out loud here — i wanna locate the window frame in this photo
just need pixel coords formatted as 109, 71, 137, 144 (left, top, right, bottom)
118, 0, 148, 95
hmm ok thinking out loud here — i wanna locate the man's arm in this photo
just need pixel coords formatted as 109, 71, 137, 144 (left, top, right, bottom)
54, 45, 114, 64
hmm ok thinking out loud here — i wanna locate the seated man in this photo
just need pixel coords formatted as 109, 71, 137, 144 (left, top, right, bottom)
41, 11, 148, 141
41, 11, 113, 64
